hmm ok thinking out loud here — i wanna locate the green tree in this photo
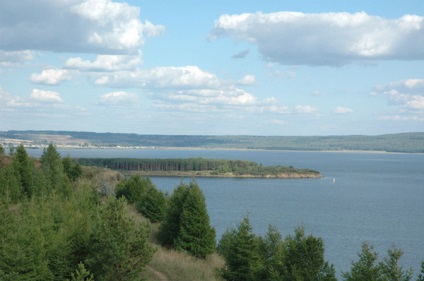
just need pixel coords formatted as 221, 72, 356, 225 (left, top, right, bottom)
379, 245, 413, 281
69, 262, 94, 281
342, 242, 381, 281
174, 181, 216, 258
63, 156, 82, 182
0, 145, 4, 156
0, 197, 53, 280
115, 175, 153, 204
257, 225, 285, 280
87, 197, 155, 281
137, 186, 167, 223
12, 145, 34, 197
282, 225, 337, 281
41, 144, 70, 195
219, 216, 262, 281
157, 181, 190, 247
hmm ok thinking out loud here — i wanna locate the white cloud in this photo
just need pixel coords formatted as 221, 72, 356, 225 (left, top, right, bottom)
31, 69, 72, 85
0, 0, 164, 54
238, 74, 256, 86
0, 50, 33, 67
295, 105, 318, 114
210, 11, 424, 66
372, 79, 424, 111
31, 89, 63, 103
99, 91, 138, 106
65, 54, 142, 71
334, 106, 353, 114
95, 66, 221, 89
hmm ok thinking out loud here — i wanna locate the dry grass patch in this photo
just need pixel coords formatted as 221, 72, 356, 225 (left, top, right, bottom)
144, 247, 224, 281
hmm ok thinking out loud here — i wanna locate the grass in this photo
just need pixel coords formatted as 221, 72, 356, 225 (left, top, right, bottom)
143, 220, 225, 281
143, 248, 224, 281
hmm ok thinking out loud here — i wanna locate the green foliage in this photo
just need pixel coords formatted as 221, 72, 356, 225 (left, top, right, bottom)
158, 181, 216, 258
342, 242, 381, 281
218, 221, 336, 281
379, 245, 413, 281
0, 145, 4, 156
41, 144, 70, 195
158, 182, 190, 247
87, 197, 155, 281
69, 262, 94, 281
137, 186, 167, 223
175, 181, 216, 258
78, 157, 320, 177
282, 225, 337, 281
115, 175, 153, 203
12, 145, 33, 198
218, 216, 262, 281
63, 156, 83, 182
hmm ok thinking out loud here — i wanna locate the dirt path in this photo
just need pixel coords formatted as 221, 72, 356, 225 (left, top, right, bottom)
146, 265, 168, 281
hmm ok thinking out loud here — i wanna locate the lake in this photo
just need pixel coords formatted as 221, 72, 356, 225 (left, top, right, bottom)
28, 148, 424, 277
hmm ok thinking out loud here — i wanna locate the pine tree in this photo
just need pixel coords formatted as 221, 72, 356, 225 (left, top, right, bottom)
87, 197, 155, 281
157, 181, 190, 247
41, 144, 70, 195
282, 226, 337, 281
115, 175, 153, 204
12, 145, 33, 197
342, 242, 381, 281
137, 186, 166, 223
219, 216, 262, 281
174, 181, 216, 258
379, 245, 413, 281
69, 262, 94, 281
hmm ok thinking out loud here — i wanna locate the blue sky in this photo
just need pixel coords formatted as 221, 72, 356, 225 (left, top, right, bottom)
1, 0, 424, 136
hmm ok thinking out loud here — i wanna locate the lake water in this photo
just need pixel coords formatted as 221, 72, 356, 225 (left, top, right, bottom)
28, 148, 424, 277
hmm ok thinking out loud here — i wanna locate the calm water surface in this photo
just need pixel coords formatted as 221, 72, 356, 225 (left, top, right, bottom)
29, 149, 424, 276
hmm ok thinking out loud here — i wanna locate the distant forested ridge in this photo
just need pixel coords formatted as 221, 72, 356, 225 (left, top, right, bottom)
77, 158, 321, 178
1, 130, 423, 153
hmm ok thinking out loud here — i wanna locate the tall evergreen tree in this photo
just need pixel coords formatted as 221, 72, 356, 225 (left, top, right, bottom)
12, 145, 33, 197
342, 242, 381, 281
115, 175, 153, 204
219, 216, 262, 281
281, 226, 337, 281
379, 245, 413, 281
137, 186, 166, 223
157, 181, 190, 247
87, 197, 155, 281
174, 181, 216, 258
41, 144, 70, 195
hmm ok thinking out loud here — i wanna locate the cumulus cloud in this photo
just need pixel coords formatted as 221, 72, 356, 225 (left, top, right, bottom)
99, 91, 139, 106
95, 66, 221, 89
334, 106, 353, 114
372, 79, 424, 111
0, 0, 164, 54
238, 74, 256, 86
65, 54, 142, 71
31, 89, 63, 103
210, 11, 424, 66
31, 69, 72, 85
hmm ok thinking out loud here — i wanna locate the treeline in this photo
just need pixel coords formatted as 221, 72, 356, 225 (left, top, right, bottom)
77, 157, 320, 176
2, 130, 424, 152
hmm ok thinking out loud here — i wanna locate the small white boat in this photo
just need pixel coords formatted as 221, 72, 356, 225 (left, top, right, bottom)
332, 178, 336, 183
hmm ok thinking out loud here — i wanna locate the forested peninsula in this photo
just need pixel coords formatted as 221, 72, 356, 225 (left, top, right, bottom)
77, 157, 321, 178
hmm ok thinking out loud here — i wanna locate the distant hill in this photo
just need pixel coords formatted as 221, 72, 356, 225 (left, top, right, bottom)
1, 130, 423, 153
